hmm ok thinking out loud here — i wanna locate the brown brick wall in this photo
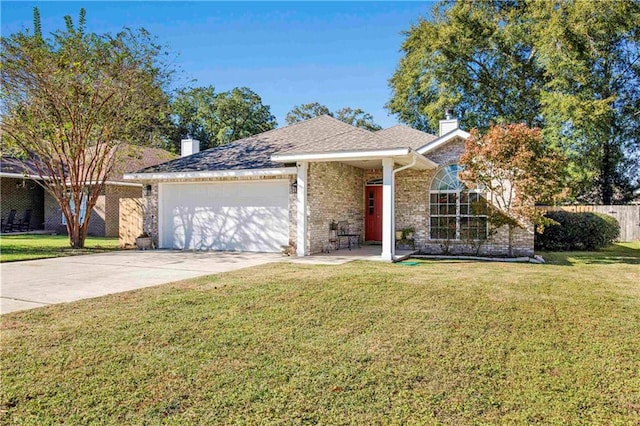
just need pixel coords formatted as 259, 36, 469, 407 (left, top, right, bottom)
425, 139, 466, 165
44, 191, 64, 233
104, 185, 142, 237
363, 149, 534, 257
1, 177, 45, 230
307, 162, 364, 254
44, 189, 107, 236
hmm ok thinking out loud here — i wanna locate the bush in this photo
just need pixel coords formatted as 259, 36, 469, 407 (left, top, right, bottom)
535, 211, 620, 251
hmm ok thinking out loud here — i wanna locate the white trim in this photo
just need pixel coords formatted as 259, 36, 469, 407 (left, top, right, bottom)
416, 128, 471, 155
0, 173, 142, 187
381, 158, 395, 261
123, 167, 297, 181
103, 181, 142, 187
271, 148, 410, 163
409, 151, 438, 169
158, 183, 164, 248
296, 162, 308, 257
0, 172, 43, 180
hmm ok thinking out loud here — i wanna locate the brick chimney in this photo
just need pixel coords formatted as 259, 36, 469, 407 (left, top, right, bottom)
439, 108, 459, 136
181, 137, 200, 157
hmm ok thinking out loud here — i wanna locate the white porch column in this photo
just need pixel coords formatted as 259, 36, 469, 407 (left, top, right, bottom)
381, 158, 395, 261
296, 162, 308, 256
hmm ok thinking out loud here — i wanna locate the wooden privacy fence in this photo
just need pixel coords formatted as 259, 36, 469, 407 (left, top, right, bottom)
538, 205, 640, 242
119, 197, 145, 247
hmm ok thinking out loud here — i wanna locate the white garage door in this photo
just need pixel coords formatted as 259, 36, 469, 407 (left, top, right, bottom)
159, 180, 290, 252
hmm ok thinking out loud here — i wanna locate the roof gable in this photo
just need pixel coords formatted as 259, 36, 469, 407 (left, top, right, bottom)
416, 128, 470, 155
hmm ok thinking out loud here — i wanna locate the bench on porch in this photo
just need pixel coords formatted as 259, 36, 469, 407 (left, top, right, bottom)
334, 221, 360, 250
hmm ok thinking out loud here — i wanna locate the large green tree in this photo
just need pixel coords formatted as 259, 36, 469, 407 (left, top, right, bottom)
170, 85, 218, 150
214, 87, 277, 145
334, 107, 382, 131
0, 8, 172, 248
285, 102, 382, 130
531, 0, 640, 204
170, 86, 276, 150
388, 0, 640, 203
387, 1, 543, 134
284, 102, 331, 124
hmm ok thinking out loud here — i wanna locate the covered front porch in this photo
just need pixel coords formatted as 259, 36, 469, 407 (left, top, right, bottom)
274, 149, 437, 262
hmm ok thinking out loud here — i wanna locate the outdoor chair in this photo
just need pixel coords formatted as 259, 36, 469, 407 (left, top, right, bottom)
336, 220, 360, 250
17, 209, 32, 232
1, 210, 17, 233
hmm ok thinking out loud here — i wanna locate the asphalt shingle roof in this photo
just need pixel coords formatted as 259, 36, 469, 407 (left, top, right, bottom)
139, 115, 360, 173
1, 145, 175, 181
137, 115, 441, 174
375, 125, 437, 150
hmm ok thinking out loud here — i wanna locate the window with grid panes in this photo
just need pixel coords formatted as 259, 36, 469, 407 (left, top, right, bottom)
429, 164, 488, 240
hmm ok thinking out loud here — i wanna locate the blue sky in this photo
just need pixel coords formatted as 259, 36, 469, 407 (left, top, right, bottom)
1, 1, 433, 128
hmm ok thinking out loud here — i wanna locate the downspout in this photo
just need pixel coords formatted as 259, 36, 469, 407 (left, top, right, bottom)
392, 153, 418, 176
389, 153, 418, 258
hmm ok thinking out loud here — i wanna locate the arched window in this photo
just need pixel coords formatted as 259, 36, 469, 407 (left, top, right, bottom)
429, 164, 488, 240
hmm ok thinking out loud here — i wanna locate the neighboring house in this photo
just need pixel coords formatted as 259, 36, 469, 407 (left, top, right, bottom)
124, 115, 533, 260
0, 146, 176, 236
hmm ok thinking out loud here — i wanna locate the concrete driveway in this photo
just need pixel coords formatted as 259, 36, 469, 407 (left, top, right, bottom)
0, 250, 282, 315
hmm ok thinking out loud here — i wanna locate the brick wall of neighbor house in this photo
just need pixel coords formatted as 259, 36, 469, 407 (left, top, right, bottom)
140, 175, 296, 249
44, 191, 63, 233
1, 177, 45, 230
44, 190, 107, 236
104, 185, 142, 237
307, 162, 364, 254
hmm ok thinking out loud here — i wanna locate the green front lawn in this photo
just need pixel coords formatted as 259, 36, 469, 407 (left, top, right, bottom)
1, 245, 639, 424
0, 234, 120, 262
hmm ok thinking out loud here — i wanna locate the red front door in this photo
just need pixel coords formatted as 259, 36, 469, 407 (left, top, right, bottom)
365, 185, 382, 241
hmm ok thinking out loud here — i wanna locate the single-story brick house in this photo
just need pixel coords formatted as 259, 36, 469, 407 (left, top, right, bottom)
124, 115, 533, 261
1, 146, 175, 237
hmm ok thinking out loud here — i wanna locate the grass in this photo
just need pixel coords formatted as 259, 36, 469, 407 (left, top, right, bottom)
0, 234, 120, 262
1, 244, 639, 424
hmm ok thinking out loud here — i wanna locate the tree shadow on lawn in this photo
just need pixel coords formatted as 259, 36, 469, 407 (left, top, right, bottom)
540, 244, 640, 266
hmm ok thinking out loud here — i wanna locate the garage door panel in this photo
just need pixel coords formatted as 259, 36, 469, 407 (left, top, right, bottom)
160, 181, 289, 252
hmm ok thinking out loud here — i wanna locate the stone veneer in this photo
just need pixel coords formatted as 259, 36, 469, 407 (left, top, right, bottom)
306, 162, 364, 254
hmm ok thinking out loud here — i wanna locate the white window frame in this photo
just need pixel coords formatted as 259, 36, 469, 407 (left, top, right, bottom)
428, 165, 488, 241
61, 191, 88, 225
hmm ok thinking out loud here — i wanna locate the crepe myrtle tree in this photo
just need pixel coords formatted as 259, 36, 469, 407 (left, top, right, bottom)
459, 123, 566, 257
0, 8, 172, 248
